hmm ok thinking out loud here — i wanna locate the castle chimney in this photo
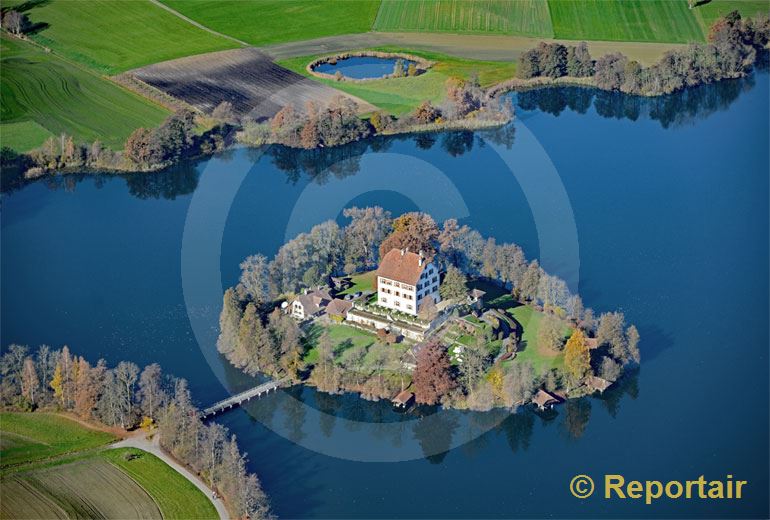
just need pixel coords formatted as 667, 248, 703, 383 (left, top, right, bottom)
418, 250, 424, 266
400, 248, 405, 256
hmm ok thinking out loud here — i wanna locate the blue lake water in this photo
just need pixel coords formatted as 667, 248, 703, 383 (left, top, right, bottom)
315, 56, 414, 79
2, 73, 768, 518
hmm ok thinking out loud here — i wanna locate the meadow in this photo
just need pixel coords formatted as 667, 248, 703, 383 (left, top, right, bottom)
374, 0, 554, 38
279, 48, 517, 114
161, 0, 382, 47
1, 36, 168, 152
0, 413, 217, 519
693, 0, 770, 30
13, 0, 237, 74
0, 413, 115, 469
548, 0, 705, 43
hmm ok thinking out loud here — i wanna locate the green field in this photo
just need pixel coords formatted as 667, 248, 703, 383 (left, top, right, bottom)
548, 0, 705, 43
161, 0, 382, 46
12, 0, 237, 74
0, 36, 168, 152
103, 448, 218, 520
506, 305, 567, 374
279, 48, 516, 114
0, 413, 115, 469
304, 323, 378, 364
374, 0, 554, 37
0, 413, 216, 519
694, 0, 770, 30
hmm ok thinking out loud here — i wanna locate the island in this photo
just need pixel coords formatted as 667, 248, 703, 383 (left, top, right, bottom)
218, 208, 640, 411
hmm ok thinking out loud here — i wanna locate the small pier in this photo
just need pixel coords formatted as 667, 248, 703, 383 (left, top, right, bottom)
201, 380, 284, 418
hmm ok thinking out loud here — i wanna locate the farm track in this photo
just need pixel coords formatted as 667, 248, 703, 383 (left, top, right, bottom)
128, 48, 376, 119
263, 31, 684, 65
148, 0, 249, 47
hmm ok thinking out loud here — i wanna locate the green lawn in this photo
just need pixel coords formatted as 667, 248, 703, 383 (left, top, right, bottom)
0, 413, 116, 469
548, 0, 706, 43
161, 0, 381, 47
340, 270, 376, 295
0, 120, 53, 152
374, 0, 554, 37
693, 0, 770, 31
13, 0, 237, 74
506, 305, 572, 375
303, 323, 379, 364
103, 448, 217, 520
279, 48, 516, 114
1, 35, 168, 151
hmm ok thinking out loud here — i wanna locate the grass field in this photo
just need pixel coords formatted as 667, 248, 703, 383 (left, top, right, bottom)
0, 35, 168, 152
548, 0, 706, 43
374, 0, 554, 38
103, 448, 218, 520
2, 457, 162, 519
11, 0, 237, 74
0, 413, 216, 519
0, 413, 115, 469
507, 305, 567, 374
694, 0, 770, 31
304, 323, 378, 364
279, 48, 516, 114
339, 271, 377, 295
161, 0, 381, 47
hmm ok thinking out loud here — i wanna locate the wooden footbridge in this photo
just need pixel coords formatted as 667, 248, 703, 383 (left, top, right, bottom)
201, 379, 285, 419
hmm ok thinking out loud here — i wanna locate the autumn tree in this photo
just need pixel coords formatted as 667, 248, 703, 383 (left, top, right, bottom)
519, 260, 541, 302
501, 361, 536, 409
238, 254, 270, 304
21, 357, 39, 405
74, 356, 102, 418
342, 206, 392, 272
564, 329, 591, 386
417, 297, 438, 322
138, 363, 167, 419
439, 265, 468, 301
412, 101, 440, 124
537, 314, 565, 352
413, 341, 456, 405
379, 212, 439, 258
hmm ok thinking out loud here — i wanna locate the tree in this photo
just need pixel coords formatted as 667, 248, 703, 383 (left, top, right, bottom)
138, 363, 166, 419
21, 357, 39, 404
501, 361, 536, 409
342, 206, 392, 272
124, 128, 160, 166
597, 311, 628, 362
538, 42, 568, 78
2, 10, 29, 34
519, 260, 541, 301
312, 330, 341, 393
439, 265, 468, 301
566, 42, 594, 77
459, 343, 489, 394
564, 329, 591, 386
516, 47, 540, 79
537, 315, 564, 352
417, 297, 438, 322
626, 325, 641, 365
413, 341, 456, 405
211, 101, 236, 124
218, 288, 244, 355
239, 254, 268, 305
74, 357, 102, 418
412, 101, 440, 124
379, 212, 439, 258
114, 361, 140, 428
594, 53, 628, 91
599, 356, 622, 382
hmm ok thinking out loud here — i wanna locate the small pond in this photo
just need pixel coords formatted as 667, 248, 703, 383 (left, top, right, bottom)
314, 56, 414, 80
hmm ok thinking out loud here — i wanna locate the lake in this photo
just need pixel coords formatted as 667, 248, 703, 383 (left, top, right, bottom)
315, 56, 414, 79
2, 72, 768, 518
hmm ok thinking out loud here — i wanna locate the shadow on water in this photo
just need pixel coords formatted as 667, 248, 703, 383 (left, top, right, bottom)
514, 70, 760, 129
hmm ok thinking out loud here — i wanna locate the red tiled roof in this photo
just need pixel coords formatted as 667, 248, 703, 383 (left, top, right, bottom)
376, 248, 432, 286
326, 298, 353, 316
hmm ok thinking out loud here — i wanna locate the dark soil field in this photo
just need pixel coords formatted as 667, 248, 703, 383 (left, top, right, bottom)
129, 48, 375, 120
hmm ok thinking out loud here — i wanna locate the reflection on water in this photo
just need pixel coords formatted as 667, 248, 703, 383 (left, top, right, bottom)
515, 72, 757, 128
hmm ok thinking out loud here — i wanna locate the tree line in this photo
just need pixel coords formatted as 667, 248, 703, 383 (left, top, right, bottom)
238, 77, 512, 150
0, 344, 272, 519
218, 207, 639, 411
516, 12, 769, 96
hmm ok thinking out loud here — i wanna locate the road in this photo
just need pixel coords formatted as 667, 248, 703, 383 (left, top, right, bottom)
111, 433, 229, 520
263, 31, 683, 65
